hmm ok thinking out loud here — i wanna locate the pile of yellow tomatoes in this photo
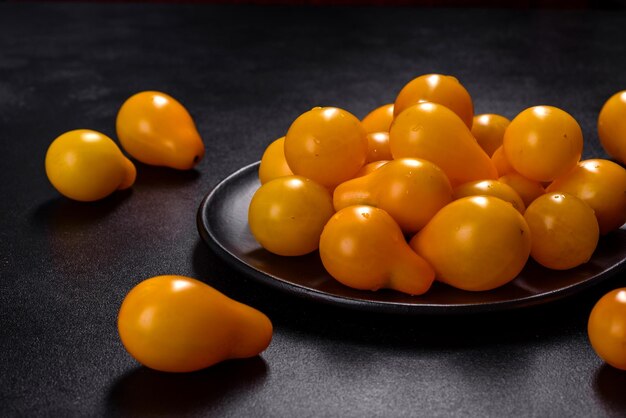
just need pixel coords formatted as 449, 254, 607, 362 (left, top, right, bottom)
248, 73, 626, 296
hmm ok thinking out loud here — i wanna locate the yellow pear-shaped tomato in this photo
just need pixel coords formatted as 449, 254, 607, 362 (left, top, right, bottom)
394, 74, 474, 128
365, 132, 393, 163
248, 176, 334, 256
389, 102, 497, 186
410, 196, 531, 291
118, 275, 272, 373
524, 193, 599, 270
453, 179, 525, 213
319, 206, 435, 295
361, 103, 394, 133
498, 172, 545, 208
547, 159, 626, 234
503, 106, 583, 182
334, 158, 453, 233
598, 91, 626, 164
284, 107, 367, 188
116, 91, 205, 170
45, 129, 136, 202
471, 114, 511, 157
258, 137, 293, 184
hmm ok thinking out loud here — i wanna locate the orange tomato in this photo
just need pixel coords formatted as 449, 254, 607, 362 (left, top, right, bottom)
547, 159, 626, 234
45, 129, 136, 202
524, 193, 599, 270
394, 74, 474, 128
498, 172, 545, 208
588, 288, 626, 370
284, 107, 367, 188
118, 275, 272, 373
116, 91, 205, 170
598, 91, 626, 164
389, 102, 497, 186
491, 145, 515, 177
365, 132, 393, 163
503, 106, 583, 182
453, 179, 525, 213
471, 114, 511, 157
258, 137, 293, 184
410, 196, 531, 291
361, 103, 394, 133
248, 176, 334, 256
334, 158, 453, 233
319, 206, 435, 295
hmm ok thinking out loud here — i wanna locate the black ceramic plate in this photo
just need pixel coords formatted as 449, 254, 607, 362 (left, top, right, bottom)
197, 162, 626, 314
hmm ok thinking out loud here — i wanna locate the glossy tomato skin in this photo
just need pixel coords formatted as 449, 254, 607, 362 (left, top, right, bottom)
411, 196, 531, 291
118, 275, 272, 373
389, 102, 497, 186
498, 172, 545, 208
45, 129, 136, 202
319, 206, 435, 295
491, 145, 515, 177
258, 137, 293, 184
588, 288, 626, 370
547, 159, 626, 235
471, 114, 511, 157
524, 193, 599, 270
116, 91, 205, 170
361, 104, 394, 133
334, 158, 453, 234
453, 179, 525, 213
394, 74, 474, 128
598, 91, 626, 164
503, 106, 583, 182
284, 107, 367, 188
365, 132, 393, 163
248, 175, 334, 256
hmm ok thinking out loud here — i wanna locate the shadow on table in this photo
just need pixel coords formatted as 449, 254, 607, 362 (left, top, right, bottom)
593, 364, 626, 413
133, 162, 201, 189
30, 190, 133, 231
105, 357, 268, 416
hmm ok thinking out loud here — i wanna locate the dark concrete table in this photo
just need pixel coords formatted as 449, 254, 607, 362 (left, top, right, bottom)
1, 3, 625, 416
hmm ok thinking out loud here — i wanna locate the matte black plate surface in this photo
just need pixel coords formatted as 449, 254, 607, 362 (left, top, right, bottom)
197, 162, 626, 314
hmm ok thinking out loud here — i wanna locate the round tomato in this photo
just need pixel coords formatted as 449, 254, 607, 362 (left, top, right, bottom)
258, 136, 293, 184
524, 192, 599, 270
598, 90, 626, 164
361, 103, 394, 133
503, 106, 583, 182
588, 288, 626, 370
248, 175, 334, 256
471, 113, 511, 157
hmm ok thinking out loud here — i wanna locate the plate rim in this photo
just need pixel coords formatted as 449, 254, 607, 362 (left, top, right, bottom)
197, 161, 626, 315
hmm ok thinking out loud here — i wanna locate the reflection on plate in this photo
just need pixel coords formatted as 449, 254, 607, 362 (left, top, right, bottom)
197, 162, 626, 314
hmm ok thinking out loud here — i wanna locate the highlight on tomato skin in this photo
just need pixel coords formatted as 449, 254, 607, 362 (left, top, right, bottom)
588, 288, 626, 371
471, 113, 511, 157
361, 103, 394, 134
117, 275, 273, 373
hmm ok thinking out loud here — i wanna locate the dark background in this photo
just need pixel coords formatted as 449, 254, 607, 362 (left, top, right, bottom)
1, 2, 626, 416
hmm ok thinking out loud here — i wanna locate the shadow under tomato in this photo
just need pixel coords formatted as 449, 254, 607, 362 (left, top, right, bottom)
133, 162, 201, 189
31, 190, 132, 231
105, 357, 268, 416
593, 363, 626, 413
